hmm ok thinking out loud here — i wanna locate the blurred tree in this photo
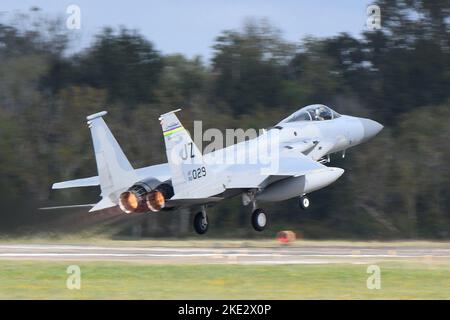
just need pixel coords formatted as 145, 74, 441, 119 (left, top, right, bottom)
360, 0, 450, 122
0, 8, 69, 59
395, 104, 450, 238
70, 27, 163, 105
287, 37, 342, 106
212, 19, 295, 115
155, 54, 209, 108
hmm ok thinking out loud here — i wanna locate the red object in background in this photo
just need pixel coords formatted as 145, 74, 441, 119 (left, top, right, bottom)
277, 230, 296, 244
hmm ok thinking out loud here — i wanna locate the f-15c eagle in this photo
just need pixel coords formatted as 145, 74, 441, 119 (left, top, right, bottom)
45, 105, 382, 234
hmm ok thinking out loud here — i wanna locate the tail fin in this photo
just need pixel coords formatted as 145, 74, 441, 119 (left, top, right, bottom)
87, 111, 138, 201
159, 109, 212, 197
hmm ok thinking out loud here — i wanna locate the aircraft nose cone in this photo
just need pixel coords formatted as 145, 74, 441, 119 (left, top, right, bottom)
360, 118, 383, 141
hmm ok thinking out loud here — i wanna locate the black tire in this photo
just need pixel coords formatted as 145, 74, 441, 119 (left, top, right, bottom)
299, 195, 310, 210
251, 208, 267, 232
193, 212, 208, 235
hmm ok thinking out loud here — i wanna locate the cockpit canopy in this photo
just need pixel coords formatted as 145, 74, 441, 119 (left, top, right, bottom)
280, 104, 341, 123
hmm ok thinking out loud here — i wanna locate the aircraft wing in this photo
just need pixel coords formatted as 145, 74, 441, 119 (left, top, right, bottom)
225, 153, 325, 189
268, 153, 325, 176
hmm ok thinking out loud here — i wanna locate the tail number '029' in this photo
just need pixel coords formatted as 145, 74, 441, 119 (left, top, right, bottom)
189, 167, 206, 181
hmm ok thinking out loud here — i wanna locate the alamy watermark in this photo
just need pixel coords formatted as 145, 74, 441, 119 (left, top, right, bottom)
66, 4, 81, 30
366, 265, 381, 289
66, 265, 81, 290
166, 121, 282, 175
366, 4, 381, 30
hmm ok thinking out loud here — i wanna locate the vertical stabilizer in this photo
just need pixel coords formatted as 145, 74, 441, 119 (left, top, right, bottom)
87, 111, 138, 203
159, 109, 222, 198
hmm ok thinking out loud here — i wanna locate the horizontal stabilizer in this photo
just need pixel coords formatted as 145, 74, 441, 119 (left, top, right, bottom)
52, 176, 99, 189
39, 204, 96, 210
51, 164, 170, 190
89, 197, 116, 212
40, 198, 117, 213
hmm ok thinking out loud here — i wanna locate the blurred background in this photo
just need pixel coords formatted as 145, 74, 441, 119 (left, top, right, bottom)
0, 0, 448, 239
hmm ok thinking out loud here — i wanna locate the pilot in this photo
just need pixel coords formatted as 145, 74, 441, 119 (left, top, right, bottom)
315, 108, 324, 121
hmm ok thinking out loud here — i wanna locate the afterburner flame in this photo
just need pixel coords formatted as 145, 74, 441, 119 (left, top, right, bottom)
146, 190, 165, 212
119, 191, 139, 213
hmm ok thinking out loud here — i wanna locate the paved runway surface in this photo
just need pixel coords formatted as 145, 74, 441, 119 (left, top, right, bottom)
1, 244, 450, 264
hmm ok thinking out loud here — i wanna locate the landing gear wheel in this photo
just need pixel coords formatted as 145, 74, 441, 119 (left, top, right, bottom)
193, 212, 208, 235
299, 195, 310, 210
251, 208, 267, 232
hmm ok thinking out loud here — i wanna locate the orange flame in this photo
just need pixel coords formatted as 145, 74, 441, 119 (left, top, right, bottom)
119, 191, 139, 213
146, 190, 165, 212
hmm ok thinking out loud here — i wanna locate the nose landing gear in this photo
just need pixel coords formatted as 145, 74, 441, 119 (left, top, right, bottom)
299, 195, 310, 210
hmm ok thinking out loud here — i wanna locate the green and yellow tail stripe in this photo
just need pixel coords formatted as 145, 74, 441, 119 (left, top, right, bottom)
163, 126, 184, 136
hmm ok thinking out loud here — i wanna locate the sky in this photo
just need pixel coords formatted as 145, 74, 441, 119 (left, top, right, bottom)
1, 0, 371, 61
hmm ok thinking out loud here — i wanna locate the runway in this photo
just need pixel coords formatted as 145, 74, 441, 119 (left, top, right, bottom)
1, 243, 450, 264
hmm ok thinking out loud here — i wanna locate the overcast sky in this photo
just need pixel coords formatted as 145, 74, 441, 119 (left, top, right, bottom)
1, 0, 371, 60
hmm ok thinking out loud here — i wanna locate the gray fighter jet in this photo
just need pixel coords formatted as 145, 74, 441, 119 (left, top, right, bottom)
46, 104, 382, 234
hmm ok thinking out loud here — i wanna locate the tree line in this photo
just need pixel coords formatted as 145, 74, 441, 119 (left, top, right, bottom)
0, 0, 448, 239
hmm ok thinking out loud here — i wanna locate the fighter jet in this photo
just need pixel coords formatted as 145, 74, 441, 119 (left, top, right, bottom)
45, 104, 382, 234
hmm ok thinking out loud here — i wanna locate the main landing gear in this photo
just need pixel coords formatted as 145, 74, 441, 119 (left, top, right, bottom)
193, 207, 208, 235
243, 192, 268, 232
193, 205, 268, 234
193, 193, 311, 234
251, 208, 267, 232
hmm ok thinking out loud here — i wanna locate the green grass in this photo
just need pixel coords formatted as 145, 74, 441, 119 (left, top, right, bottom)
0, 261, 449, 299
